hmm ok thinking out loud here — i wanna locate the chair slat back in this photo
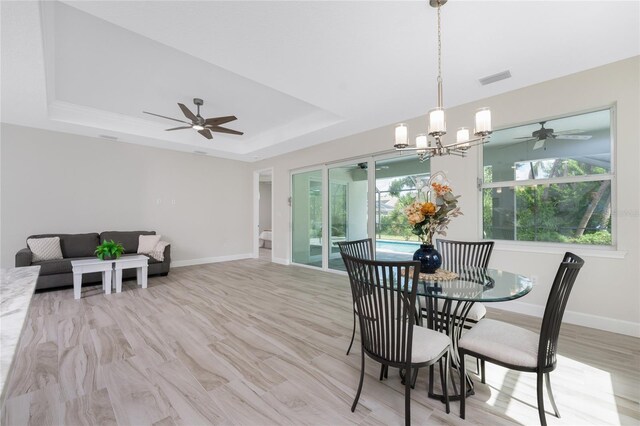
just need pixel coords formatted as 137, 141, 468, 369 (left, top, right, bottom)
436, 239, 494, 273
538, 252, 584, 370
342, 254, 420, 366
337, 238, 375, 260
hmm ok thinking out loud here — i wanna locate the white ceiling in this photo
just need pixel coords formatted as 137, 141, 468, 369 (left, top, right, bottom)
2, 1, 639, 162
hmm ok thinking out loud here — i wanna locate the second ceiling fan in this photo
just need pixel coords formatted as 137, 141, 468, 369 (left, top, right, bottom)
516, 121, 591, 150
143, 98, 243, 140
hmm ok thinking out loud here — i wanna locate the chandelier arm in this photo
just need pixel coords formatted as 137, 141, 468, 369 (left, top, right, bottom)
441, 137, 490, 151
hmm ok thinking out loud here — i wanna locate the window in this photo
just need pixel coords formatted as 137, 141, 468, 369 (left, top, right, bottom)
482, 109, 613, 246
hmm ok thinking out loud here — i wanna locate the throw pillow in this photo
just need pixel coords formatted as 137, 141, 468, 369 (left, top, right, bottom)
27, 237, 63, 262
138, 234, 161, 254
149, 241, 169, 262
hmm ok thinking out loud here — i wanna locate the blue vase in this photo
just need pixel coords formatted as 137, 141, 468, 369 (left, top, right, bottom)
413, 244, 442, 274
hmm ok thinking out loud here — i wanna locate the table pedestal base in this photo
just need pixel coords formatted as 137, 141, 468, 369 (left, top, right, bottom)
422, 296, 477, 402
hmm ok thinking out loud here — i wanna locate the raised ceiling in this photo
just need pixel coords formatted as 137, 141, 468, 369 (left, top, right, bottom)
2, 1, 639, 162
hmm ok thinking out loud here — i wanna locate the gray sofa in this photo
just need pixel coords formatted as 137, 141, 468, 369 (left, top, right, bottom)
15, 231, 170, 290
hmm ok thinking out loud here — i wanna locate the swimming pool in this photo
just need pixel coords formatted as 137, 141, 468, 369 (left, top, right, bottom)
376, 239, 421, 254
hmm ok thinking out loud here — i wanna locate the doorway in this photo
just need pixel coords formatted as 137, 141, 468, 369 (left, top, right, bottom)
254, 169, 273, 261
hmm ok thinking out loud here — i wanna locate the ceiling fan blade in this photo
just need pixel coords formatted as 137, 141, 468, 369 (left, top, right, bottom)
178, 103, 198, 122
165, 126, 193, 131
553, 129, 583, 135
515, 137, 537, 142
143, 111, 191, 125
208, 126, 244, 136
554, 135, 593, 140
514, 136, 536, 140
205, 116, 237, 126
198, 129, 213, 139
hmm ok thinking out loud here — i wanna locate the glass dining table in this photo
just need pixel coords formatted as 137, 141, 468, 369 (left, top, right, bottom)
414, 267, 533, 402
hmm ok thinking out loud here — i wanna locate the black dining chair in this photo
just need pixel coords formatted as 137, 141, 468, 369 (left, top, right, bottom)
337, 239, 375, 355
342, 253, 451, 426
435, 239, 494, 326
458, 252, 584, 426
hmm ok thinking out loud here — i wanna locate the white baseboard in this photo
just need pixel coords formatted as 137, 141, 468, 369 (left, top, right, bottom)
272, 257, 290, 266
171, 253, 253, 268
491, 300, 640, 338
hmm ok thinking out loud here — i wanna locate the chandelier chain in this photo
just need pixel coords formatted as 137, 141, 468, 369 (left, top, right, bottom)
437, 2, 442, 82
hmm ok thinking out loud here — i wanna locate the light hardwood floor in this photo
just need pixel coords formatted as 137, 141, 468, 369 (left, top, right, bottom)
2, 258, 639, 425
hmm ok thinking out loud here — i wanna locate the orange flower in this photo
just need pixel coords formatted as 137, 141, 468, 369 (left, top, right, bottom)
420, 202, 436, 216
432, 182, 451, 196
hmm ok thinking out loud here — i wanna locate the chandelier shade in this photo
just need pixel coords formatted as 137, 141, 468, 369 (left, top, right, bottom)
393, 0, 492, 162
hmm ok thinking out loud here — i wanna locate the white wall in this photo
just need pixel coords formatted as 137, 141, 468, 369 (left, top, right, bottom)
252, 57, 640, 336
1, 124, 253, 267
259, 182, 272, 232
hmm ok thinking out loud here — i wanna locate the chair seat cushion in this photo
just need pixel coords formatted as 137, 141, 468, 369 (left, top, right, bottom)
419, 298, 487, 322
412, 325, 450, 364
459, 319, 539, 368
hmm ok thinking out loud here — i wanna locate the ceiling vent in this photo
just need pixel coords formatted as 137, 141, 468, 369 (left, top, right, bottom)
98, 134, 118, 141
193, 150, 208, 155
479, 70, 512, 86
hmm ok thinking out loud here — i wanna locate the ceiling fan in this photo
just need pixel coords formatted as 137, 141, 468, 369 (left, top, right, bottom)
143, 98, 243, 140
516, 121, 591, 150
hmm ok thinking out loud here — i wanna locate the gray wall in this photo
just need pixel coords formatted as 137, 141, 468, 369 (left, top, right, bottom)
0, 124, 253, 267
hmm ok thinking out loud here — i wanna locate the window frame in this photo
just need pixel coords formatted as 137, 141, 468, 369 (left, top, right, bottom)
478, 105, 617, 250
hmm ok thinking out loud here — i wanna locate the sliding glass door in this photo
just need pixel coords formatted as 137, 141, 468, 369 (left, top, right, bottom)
328, 163, 368, 271
374, 156, 430, 261
291, 170, 323, 267
290, 155, 429, 270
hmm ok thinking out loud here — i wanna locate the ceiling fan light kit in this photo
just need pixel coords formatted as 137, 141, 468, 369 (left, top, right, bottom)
393, 0, 492, 162
143, 98, 243, 140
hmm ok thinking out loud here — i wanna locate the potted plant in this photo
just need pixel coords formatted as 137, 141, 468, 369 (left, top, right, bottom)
95, 240, 125, 260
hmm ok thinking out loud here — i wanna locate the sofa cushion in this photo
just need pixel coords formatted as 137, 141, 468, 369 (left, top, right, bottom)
27, 237, 63, 262
33, 258, 73, 275
138, 234, 161, 254
100, 231, 155, 254
28, 233, 100, 258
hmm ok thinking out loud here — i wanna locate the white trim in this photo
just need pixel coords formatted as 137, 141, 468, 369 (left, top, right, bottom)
492, 241, 627, 259
171, 253, 253, 268
489, 300, 640, 338
272, 257, 290, 266
482, 173, 614, 189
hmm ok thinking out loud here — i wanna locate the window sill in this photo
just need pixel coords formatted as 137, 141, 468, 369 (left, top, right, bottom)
491, 241, 627, 259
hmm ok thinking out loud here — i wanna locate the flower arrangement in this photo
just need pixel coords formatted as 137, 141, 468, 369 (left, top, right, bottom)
404, 176, 462, 246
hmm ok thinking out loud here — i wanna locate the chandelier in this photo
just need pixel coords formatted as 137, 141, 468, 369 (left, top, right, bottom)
393, 0, 492, 162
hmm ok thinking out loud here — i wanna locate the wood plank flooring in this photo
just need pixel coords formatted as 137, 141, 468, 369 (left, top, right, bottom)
2, 258, 639, 425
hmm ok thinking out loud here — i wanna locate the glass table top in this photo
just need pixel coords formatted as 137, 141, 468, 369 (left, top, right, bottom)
414, 267, 533, 302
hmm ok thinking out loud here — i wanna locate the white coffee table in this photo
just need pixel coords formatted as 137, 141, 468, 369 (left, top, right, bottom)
112, 255, 149, 293
71, 258, 114, 299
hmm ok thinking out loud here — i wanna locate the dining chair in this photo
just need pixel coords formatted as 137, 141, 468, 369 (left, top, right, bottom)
337, 239, 375, 355
342, 253, 451, 425
435, 239, 495, 327
458, 252, 584, 426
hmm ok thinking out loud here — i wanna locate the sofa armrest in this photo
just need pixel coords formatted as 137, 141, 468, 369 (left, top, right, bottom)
16, 248, 33, 267
161, 244, 171, 273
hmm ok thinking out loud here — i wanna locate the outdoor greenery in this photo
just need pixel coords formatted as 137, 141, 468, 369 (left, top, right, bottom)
377, 158, 612, 246
377, 176, 424, 241
484, 159, 612, 245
